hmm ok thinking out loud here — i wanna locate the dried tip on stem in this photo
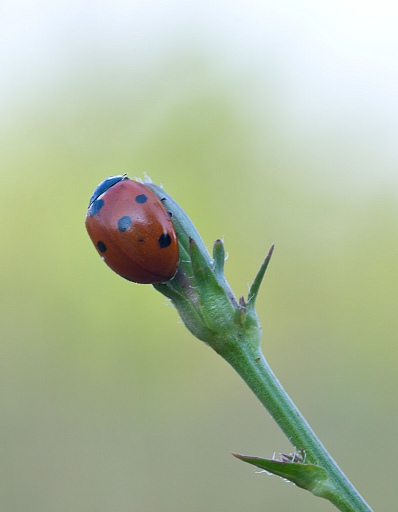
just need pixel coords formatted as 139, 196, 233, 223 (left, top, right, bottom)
267, 243, 275, 258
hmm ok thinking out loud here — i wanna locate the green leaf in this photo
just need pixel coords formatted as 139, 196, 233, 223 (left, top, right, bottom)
232, 452, 335, 498
246, 244, 275, 313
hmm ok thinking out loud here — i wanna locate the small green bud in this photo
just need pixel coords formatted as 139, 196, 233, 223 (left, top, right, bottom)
145, 181, 273, 352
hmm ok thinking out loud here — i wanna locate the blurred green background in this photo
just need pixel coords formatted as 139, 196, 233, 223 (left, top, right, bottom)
1, 1, 397, 510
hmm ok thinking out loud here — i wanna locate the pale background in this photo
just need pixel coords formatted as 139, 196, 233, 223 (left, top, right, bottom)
1, 1, 398, 510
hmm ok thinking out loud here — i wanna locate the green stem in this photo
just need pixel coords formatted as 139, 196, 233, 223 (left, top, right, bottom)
217, 336, 373, 512
145, 182, 371, 510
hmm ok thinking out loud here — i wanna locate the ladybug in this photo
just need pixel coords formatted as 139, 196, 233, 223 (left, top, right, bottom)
85, 175, 179, 284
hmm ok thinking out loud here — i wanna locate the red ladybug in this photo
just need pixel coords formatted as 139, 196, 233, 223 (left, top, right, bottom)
85, 175, 179, 284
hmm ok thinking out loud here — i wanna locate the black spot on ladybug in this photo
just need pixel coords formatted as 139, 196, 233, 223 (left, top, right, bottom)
89, 199, 104, 216
135, 194, 148, 204
138, 237, 145, 243
118, 216, 132, 232
158, 233, 172, 248
97, 241, 107, 252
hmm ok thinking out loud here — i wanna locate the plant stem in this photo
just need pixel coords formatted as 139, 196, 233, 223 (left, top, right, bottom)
217, 336, 373, 512
145, 182, 372, 510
